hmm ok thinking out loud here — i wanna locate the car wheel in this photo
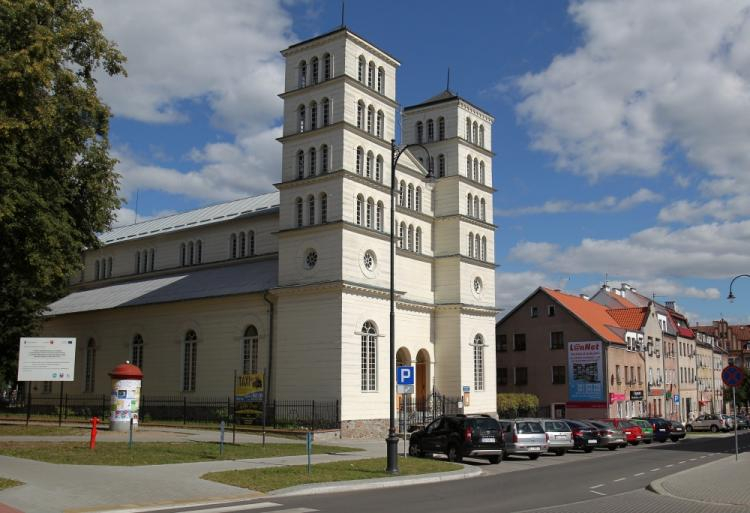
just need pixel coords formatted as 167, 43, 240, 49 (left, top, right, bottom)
488, 455, 501, 464
408, 442, 423, 457
710, 425, 719, 433
686, 425, 693, 432
644, 440, 652, 444
619, 443, 627, 448
629, 441, 640, 446
608, 445, 617, 451
670, 437, 679, 442
528, 453, 540, 460
584, 447, 594, 453
554, 449, 566, 456
659, 439, 666, 443
447, 444, 463, 463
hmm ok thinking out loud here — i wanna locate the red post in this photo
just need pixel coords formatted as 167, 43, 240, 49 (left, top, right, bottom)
90, 416, 99, 449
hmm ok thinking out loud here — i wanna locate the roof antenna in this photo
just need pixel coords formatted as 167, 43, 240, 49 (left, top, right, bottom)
134, 189, 139, 225
446, 67, 451, 92
341, 1, 345, 28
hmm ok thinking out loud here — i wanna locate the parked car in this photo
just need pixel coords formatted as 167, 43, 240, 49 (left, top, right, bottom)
686, 414, 729, 432
735, 415, 749, 430
629, 418, 654, 444
633, 417, 671, 442
668, 420, 686, 441
540, 419, 574, 456
563, 419, 599, 453
602, 418, 643, 446
720, 414, 736, 430
586, 420, 625, 450
498, 419, 549, 460
408, 414, 503, 463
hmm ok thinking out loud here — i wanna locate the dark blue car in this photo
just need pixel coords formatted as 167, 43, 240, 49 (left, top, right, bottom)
633, 417, 671, 442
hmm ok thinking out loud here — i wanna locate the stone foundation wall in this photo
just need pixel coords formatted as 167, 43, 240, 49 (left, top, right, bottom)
340, 418, 390, 439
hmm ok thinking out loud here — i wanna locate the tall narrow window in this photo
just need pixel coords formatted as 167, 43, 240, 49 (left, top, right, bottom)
468, 232, 474, 256
296, 197, 303, 227
132, 334, 144, 369
310, 56, 319, 85
399, 222, 405, 249
356, 146, 363, 175
358, 56, 366, 82
479, 125, 485, 147
310, 101, 317, 129
480, 161, 485, 184
361, 321, 377, 391
368, 61, 375, 88
183, 330, 197, 392
239, 232, 246, 257
376, 201, 384, 231
376, 110, 384, 138
323, 53, 331, 80
148, 249, 154, 271
180, 243, 186, 267
467, 194, 473, 217
188, 241, 194, 265
472, 121, 478, 143
357, 101, 364, 129
142, 250, 148, 273
196, 240, 202, 264
427, 119, 434, 142
473, 158, 479, 181
320, 193, 328, 223
248, 231, 255, 256
133, 253, 139, 274
322, 98, 330, 126
366, 151, 373, 178
321, 145, 329, 173
297, 150, 304, 179
84, 338, 96, 392
298, 60, 307, 87
298, 104, 306, 133
375, 156, 383, 182
481, 198, 486, 220
439, 154, 445, 177
408, 224, 414, 250
107, 257, 113, 277
95, 259, 100, 280
242, 326, 259, 374
230, 233, 237, 259
481, 236, 487, 261
367, 105, 374, 133
466, 155, 472, 176
438, 117, 445, 140
356, 194, 364, 225
407, 184, 414, 209
416, 122, 424, 143
415, 227, 422, 253
309, 147, 317, 176
466, 117, 471, 140
474, 334, 485, 391
308, 194, 315, 225
399, 181, 405, 206
377, 67, 384, 94
366, 198, 374, 228
415, 187, 422, 212
475, 234, 481, 259
474, 196, 479, 218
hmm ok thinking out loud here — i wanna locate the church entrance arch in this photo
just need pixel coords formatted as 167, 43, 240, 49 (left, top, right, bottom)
416, 349, 430, 410
396, 347, 411, 410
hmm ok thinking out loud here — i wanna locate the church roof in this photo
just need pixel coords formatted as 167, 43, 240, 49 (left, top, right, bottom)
45, 259, 278, 316
99, 192, 279, 246
403, 89, 494, 119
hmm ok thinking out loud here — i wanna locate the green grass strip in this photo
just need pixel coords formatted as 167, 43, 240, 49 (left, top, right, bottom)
0, 477, 23, 490
0, 424, 84, 436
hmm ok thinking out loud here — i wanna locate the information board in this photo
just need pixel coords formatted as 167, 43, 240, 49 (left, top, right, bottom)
17, 338, 76, 381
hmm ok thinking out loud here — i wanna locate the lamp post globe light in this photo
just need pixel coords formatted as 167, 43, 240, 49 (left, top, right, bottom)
386, 139, 433, 474
727, 274, 750, 302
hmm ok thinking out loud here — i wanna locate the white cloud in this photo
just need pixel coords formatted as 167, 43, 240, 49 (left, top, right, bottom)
112, 207, 178, 228
495, 271, 552, 313
496, 188, 661, 216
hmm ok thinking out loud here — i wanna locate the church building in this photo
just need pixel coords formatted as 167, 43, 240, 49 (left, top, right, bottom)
41, 27, 499, 437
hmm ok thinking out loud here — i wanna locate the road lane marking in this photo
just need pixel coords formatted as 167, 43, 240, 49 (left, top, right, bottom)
679, 460, 686, 464
91, 502, 285, 513
666, 464, 673, 468
634, 472, 645, 476
700, 455, 706, 458
689, 458, 697, 461
590, 490, 606, 496
650, 468, 660, 472
614, 478, 626, 482
590, 484, 604, 489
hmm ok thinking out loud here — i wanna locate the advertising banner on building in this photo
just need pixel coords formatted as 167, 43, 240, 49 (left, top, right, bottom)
567, 341, 604, 405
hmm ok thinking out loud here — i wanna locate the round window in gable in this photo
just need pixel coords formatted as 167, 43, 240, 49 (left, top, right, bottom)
304, 248, 318, 269
363, 250, 377, 271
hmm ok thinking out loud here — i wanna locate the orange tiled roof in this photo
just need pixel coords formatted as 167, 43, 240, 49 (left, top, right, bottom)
543, 288, 625, 344
607, 307, 648, 331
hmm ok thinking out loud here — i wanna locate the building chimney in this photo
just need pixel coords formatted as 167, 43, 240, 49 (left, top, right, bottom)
579, 294, 590, 300
621, 283, 631, 291
665, 300, 677, 312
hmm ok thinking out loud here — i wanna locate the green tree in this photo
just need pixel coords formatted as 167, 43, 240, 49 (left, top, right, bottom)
0, 0, 126, 384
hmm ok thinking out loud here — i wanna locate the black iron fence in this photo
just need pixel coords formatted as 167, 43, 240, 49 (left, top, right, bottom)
398, 390, 462, 431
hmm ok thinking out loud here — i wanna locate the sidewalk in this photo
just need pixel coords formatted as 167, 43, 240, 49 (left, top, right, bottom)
0, 426, 476, 513
650, 452, 750, 508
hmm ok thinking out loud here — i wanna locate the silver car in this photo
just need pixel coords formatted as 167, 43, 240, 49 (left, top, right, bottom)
540, 419, 574, 455
498, 419, 549, 460
686, 414, 729, 432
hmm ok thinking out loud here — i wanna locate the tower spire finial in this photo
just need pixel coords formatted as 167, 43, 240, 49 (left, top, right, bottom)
446, 67, 451, 92
341, 1, 345, 28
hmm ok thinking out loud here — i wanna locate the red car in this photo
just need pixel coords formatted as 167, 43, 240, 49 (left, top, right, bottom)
602, 418, 643, 446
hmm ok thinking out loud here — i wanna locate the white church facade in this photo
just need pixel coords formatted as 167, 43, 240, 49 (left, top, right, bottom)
41, 27, 499, 437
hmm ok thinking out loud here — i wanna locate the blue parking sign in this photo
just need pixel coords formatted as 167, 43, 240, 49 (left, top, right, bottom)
397, 366, 414, 385
674, 394, 680, 404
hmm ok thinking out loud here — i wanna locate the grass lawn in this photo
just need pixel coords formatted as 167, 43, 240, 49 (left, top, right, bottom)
0, 478, 23, 490
0, 441, 360, 465
202, 457, 462, 492
0, 424, 84, 436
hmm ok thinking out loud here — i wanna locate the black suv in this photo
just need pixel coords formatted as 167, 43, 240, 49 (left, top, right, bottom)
408, 414, 504, 464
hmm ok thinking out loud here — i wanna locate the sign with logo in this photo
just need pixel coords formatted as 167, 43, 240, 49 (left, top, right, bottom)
674, 394, 680, 404
609, 393, 626, 404
722, 365, 744, 387
397, 366, 415, 385
235, 372, 264, 403
567, 341, 604, 403
463, 385, 471, 393
17, 338, 76, 381
629, 390, 644, 401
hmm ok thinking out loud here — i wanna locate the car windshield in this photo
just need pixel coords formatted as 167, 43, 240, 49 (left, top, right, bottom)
517, 421, 544, 434
470, 418, 499, 431
545, 421, 570, 432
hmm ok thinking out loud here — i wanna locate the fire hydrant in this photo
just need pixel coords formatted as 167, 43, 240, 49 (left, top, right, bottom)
90, 416, 99, 449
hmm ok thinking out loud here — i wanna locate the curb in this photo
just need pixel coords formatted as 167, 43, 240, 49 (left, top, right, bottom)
270, 464, 483, 497
648, 454, 747, 508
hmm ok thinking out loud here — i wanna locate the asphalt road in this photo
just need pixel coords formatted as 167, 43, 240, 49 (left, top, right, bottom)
140, 432, 750, 513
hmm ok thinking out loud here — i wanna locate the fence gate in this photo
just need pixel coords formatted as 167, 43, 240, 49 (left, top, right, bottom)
398, 390, 461, 432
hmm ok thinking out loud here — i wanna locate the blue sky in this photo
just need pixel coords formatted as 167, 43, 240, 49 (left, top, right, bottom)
88, 0, 750, 325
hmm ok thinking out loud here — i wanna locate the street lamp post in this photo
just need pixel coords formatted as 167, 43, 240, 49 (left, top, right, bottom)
727, 274, 750, 302
386, 139, 432, 475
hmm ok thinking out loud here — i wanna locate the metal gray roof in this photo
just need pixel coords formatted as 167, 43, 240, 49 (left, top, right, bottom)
99, 192, 280, 245
45, 259, 278, 316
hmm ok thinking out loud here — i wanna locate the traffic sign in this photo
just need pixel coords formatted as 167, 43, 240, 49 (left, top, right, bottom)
673, 394, 680, 404
722, 365, 744, 387
397, 366, 414, 385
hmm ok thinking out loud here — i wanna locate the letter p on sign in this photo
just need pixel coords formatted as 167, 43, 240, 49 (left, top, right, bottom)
397, 366, 415, 385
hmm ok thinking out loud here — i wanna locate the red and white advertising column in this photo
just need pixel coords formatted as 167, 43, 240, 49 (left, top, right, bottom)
108, 362, 143, 432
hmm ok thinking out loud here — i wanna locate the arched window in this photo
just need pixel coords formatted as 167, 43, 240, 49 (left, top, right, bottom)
466, 117, 471, 140
309, 101, 317, 129
248, 230, 255, 256
475, 234, 481, 259
399, 180, 406, 206
480, 161, 485, 184
481, 236, 487, 261
320, 193, 328, 223
322, 98, 330, 126
295, 197, 303, 227
356, 194, 364, 225
427, 119, 434, 142
367, 105, 374, 133
131, 253, 137, 275
480, 198, 486, 221
107, 257, 113, 277
474, 196, 479, 218
356, 146, 363, 175
368, 61, 375, 88
358, 56, 366, 82
376, 201, 384, 231
84, 338, 96, 392
361, 321, 377, 391
415, 187, 422, 212
309, 147, 317, 177
399, 222, 406, 249
376, 110, 384, 138
148, 250, 154, 272
479, 125, 485, 147
242, 326, 259, 375
297, 104, 306, 132
407, 183, 414, 209
308, 194, 315, 225
298, 60, 307, 87
180, 243, 186, 267
408, 224, 414, 250
474, 334, 485, 391
188, 241, 194, 265
94, 259, 101, 280
196, 240, 202, 264
428, 156, 434, 175
310, 56, 319, 85
132, 334, 143, 369
473, 158, 479, 181
375, 155, 383, 182
438, 117, 445, 140
377, 66, 385, 94
466, 155, 472, 176
472, 121, 478, 143
183, 330, 197, 392
467, 193, 473, 217
415, 227, 422, 253
239, 232, 246, 257
366, 151, 373, 178
357, 101, 364, 129
323, 53, 332, 80
297, 150, 304, 179
468, 232, 474, 256
366, 197, 374, 228
141, 250, 147, 273
439, 154, 446, 177
321, 144, 329, 173
416, 122, 424, 143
